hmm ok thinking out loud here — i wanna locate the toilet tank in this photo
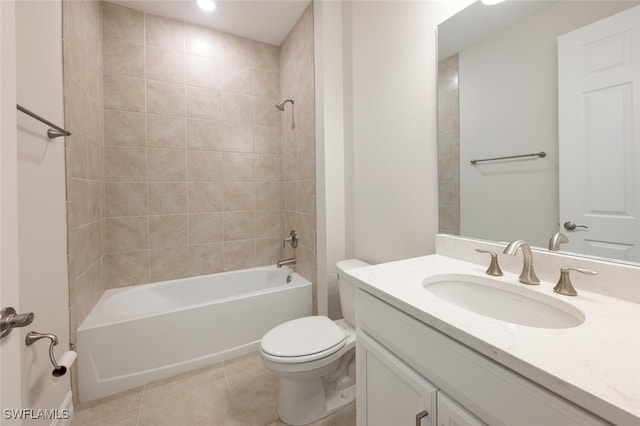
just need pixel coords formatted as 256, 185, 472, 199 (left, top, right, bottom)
336, 259, 371, 327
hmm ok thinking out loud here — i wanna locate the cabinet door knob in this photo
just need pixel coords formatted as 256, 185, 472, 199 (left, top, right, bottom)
415, 410, 429, 426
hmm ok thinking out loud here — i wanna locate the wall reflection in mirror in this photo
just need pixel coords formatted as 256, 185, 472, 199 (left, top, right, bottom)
437, 0, 640, 265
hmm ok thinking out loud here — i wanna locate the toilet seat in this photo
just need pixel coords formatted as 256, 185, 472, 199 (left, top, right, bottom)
260, 316, 347, 364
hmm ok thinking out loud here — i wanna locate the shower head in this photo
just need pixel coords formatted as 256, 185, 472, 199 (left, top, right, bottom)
275, 99, 294, 111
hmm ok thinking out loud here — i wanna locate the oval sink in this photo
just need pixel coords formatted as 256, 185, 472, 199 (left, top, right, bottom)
423, 274, 585, 329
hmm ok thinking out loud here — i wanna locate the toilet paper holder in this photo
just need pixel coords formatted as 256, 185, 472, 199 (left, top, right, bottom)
25, 331, 74, 377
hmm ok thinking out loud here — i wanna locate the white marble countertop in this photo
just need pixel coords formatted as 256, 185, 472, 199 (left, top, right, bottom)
346, 254, 640, 425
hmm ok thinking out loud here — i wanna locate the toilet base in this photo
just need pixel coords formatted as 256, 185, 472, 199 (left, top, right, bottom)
277, 377, 356, 426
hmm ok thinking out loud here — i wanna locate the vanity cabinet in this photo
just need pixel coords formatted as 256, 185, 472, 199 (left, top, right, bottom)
357, 329, 483, 426
356, 289, 607, 426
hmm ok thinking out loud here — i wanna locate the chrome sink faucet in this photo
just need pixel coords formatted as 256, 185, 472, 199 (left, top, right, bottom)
503, 240, 540, 285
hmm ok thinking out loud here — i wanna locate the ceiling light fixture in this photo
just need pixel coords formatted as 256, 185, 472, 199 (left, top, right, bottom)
481, 0, 506, 5
197, 0, 216, 12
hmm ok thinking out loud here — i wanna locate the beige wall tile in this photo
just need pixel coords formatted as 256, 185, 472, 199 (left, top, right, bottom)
150, 248, 189, 281
147, 47, 186, 84
253, 69, 279, 99
105, 183, 148, 217
221, 93, 253, 125
105, 251, 149, 287
189, 243, 224, 276
148, 148, 187, 182
255, 154, 281, 182
68, 178, 89, 229
187, 150, 223, 182
148, 115, 186, 149
224, 211, 253, 241
221, 62, 252, 95
254, 42, 280, 72
223, 152, 253, 182
102, 2, 144, 44
87, 140, 104, 182
186, 55, 221, 90
254, 97, 280, 126
65, 133, 88, 179
104, 110, 146, 147
297, 180, 315, 214
223, 182, 253, 211
188, 182, 223, 213
254, 211, 282, 239
255, 238, 281, 266
147, 81, 186, 117
282, 151, 296, 180
187, 119, 223, 151
149, 215, 188, 249
104, 37, 144, 78
186, 87, 221, 120
146, 14, 185, 51
221, 34, 254, 67
255, 182, 282, 211
104, 75, 145, 112
188, 213, 223, 245
106, 217, 149, 253
223, 240, 254, 271
254, 126, 280, 154
185, 25, 222, 59
105, 146, 147, 182
221, 124, 253, 153
148, 183, 188, 215
88, 180, 104, 223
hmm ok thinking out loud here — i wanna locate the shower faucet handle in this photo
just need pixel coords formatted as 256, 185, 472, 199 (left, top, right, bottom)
283, 230, 298, 249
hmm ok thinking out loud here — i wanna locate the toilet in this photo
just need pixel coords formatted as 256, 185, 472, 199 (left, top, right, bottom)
259, 259, 370, 425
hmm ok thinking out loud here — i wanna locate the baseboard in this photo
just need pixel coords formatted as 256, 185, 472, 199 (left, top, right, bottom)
50, 391, 73, 426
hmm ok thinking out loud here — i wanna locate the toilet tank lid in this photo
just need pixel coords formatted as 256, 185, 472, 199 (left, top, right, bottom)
336, 259, 370, 273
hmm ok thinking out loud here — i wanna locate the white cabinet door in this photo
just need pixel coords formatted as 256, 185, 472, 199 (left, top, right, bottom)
437, 392, 484, 426
357, 330, 437, 426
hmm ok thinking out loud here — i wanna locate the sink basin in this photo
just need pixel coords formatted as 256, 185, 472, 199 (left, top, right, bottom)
423, 274, 585, 329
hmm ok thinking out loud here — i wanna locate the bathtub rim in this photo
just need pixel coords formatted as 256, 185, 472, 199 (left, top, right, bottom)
78, 265, 309, 331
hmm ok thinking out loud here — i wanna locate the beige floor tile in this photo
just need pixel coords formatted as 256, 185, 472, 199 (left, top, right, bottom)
72, 408, 139, 426
227, 365, 279, 426
73, 387, 143, 425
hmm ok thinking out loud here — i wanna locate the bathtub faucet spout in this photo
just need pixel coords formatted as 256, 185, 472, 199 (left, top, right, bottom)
277, 258, 296, 268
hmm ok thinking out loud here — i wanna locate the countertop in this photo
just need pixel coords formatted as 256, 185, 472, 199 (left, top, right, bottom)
346, 254, 640, 425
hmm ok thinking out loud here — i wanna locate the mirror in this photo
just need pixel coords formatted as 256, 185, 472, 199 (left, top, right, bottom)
437, 0, 640, 265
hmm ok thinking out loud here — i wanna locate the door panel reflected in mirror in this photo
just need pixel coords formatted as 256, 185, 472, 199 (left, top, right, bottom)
437, 0, 640, 265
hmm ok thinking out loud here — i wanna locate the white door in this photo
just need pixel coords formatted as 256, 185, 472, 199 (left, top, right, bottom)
0, 0, 23, 421
558, 5, 640, 262
356, 331, 437, 426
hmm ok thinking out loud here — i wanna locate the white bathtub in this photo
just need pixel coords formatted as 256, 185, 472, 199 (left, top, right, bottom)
77, 265, 312, 402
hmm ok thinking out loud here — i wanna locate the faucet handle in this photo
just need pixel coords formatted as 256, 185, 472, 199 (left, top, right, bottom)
553, 267, 598, 296
475, 249, 503, 276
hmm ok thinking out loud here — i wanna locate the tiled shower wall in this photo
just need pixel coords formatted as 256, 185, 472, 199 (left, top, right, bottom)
63, 0, 105, 342
62, 0, 105, 405
437, 54, 460, 235
101, 3, 286, 286
280, 5, 316, 301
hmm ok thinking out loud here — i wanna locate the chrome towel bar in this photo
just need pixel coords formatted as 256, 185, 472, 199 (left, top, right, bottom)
16, 104, 71, 139
470, 151, 546, 165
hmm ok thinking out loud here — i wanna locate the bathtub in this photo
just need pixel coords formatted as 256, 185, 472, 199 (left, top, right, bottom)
77, 265, 312, 402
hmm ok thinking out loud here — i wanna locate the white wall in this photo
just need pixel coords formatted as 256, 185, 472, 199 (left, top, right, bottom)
458, 1, 636, 248
314, 0, 347, 318
345, 0, 472, 264
16, 0, 71, 417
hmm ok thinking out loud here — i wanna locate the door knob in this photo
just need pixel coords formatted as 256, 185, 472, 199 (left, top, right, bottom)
563, 221, 588, 231
0, 307, 34, 338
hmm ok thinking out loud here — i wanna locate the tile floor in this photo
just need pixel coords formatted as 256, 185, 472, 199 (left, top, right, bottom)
72, 352, 356, 426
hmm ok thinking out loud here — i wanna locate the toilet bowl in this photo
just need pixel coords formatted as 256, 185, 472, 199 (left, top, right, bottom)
259, 259, 370, 426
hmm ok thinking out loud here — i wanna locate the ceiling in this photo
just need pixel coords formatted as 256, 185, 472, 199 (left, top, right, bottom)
107, 0, 311, 46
